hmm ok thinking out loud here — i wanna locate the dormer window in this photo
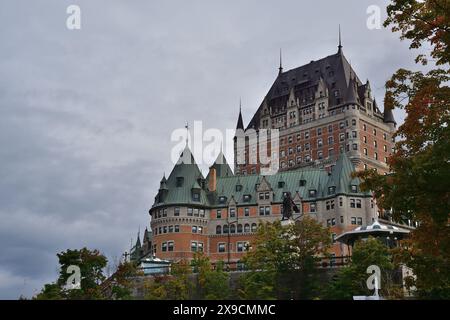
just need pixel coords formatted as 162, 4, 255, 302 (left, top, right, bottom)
328, 186, 336, 195
278, 181, 285, 188
255, 183, 260, 190
176, 177, 184, 187
351, 185, 358, 193
243, 194, 251, 202
219, 196, 227, 204
192, 192, 200, 202
236, 184, 243, 192
299, 180, 306, 187
309, 189, 317, 197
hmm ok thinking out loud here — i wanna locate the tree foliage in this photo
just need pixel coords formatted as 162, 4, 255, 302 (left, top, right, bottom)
144, 260, 192, 300
354, 0, 450, 299
324, 237, 401, 299
35, 248, 108, 300
191, 254, 230, 300
239, 217, 331, 299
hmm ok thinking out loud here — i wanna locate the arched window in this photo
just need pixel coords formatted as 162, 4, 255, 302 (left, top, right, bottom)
230, 224, 236, 234
251, 223, 257, 232
237, 224, 243, 233
223, 224, 229, 234
216, 225, 222, 235
244, 224, 250, 233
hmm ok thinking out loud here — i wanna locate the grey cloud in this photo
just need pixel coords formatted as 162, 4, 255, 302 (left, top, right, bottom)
0, 0, 415, 298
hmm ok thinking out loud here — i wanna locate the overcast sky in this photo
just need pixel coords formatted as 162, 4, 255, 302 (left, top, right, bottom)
0, 0, 421, 299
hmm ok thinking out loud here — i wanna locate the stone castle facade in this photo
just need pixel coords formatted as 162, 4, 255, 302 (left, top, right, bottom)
134, 43, 396, 266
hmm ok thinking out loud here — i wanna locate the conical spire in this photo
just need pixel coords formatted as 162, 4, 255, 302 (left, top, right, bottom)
235, 101, 244, 130
383, 105, 396, 125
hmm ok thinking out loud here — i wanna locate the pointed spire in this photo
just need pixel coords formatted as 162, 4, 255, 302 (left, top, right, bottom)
235, 101, 244, 130
185, 122, 189, 147
338, 24, 343, 53
278, 48, 283, 75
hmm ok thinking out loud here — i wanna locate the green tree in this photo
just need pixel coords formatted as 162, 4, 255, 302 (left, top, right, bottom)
145, 260, 192, 300
239, 217, 331, 299
192, 253, 230, 300
324, 237, 400, 299
354, 0, 450, 299
35, 247, 108, 300
107, 261, 143, 300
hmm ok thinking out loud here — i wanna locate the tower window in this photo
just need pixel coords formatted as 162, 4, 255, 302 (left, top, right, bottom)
176, 177, 184, 187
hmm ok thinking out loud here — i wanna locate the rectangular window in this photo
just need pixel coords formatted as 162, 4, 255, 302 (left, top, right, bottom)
244, 207, 249, 216
168, 241, 174, 252
356, 199, 362, 208
174, 225, 180, 233
310, 202, 317, 213
174, 207, 180, 216
259, 207, 265, 216
198, 226, 203, 234
340, 216, 344, 223
193, 208, 199, 217
198, 242, 204, 253
332, 218, 336, 226
191, 241, 198, 252
192, 226, 197, 233
187, 208, 193, 216
163, 226, 167, 233
259, 193, 264, 200
351, 217, 357, 225
218, 243, 226, 253
216, 210, 222, 219
350, 199, 356, 208
199, 209, 205, 217
357, 217, 363, 225
265, 192, 270, 199
168, 225, 173, 233
162, 242, 167, 252
265, 206, 271, 216
230, 208, 236, 218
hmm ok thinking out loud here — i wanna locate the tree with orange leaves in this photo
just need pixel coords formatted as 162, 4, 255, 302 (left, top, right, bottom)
355, 0, 449, 299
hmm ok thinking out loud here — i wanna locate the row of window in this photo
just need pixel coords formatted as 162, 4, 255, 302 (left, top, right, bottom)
154, 225, 180, 235
157, 241, 250, 253
153, 207, 206, 219
326, 216, 363, 226
154, 225, 204, 235
216, 223, 258, 234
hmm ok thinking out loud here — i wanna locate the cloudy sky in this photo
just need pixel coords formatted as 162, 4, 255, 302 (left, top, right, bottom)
0, 0, 421, 299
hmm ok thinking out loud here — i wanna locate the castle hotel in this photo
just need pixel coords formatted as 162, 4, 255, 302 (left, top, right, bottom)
134, 41, 397, 266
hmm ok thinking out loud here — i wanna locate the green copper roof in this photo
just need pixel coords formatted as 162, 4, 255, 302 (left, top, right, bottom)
152, 149, 370, 209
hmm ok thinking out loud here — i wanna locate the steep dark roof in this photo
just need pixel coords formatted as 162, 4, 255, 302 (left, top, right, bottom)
247, 50, 362, 130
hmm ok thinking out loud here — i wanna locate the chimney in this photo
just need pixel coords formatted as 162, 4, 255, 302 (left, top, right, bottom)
208, 167, 217, 192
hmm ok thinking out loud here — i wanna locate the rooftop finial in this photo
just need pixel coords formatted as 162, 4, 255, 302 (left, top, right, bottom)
239, 97, 242, 112
338, 24, 343, 53
185, 122, 189, 146
278, 48, 283, 75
